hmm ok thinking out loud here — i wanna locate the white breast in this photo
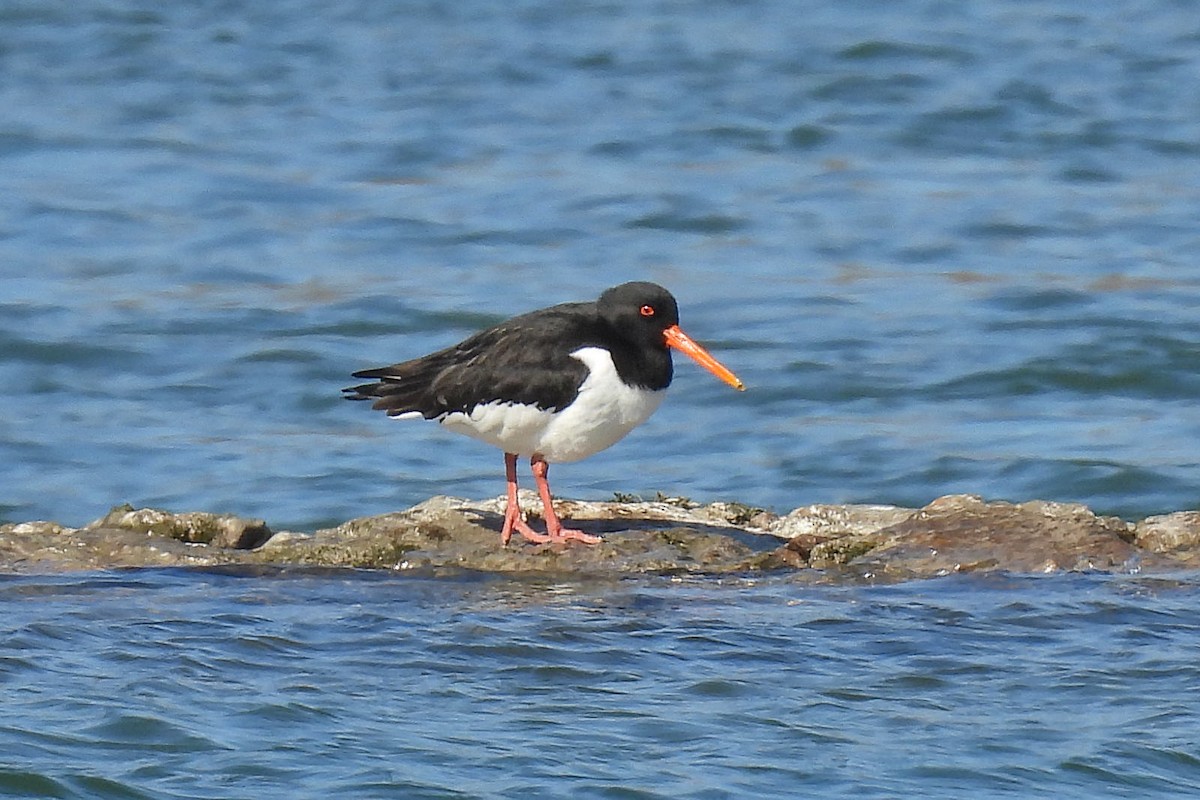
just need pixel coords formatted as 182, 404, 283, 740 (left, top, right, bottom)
437, 346, 666, 463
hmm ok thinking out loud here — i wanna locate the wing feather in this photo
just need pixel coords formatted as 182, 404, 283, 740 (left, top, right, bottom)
342, 303, 602, 418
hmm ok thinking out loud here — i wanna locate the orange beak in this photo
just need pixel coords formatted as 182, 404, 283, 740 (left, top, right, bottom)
663, 324, 745, 391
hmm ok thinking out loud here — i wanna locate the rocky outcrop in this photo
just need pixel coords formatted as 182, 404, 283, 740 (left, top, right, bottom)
2, 493, 1200, 581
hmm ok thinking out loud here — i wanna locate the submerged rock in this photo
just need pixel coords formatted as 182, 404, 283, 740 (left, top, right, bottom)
2, 493, 1200, 580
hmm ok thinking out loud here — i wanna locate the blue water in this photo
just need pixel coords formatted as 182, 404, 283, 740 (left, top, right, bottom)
3, 0, 1200, 796
4, 0, 1200, 530
4, 570, 1200, 799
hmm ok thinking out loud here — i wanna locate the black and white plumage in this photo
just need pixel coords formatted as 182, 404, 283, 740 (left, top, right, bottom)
343, 282, 743, 545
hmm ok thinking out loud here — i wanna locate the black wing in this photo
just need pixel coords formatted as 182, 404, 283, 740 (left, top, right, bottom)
342, 303, 601, 418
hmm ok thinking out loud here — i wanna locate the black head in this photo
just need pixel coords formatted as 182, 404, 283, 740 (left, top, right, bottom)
596, 281, 745, 392
596, 282, 680, 349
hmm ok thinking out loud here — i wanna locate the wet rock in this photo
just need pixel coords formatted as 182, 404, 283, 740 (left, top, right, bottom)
1135, 511, 1200, 567
766, 503, 914, 569
768, 503, 913, 540
3, 521, 73, 537
92, 504, 273, 549
847, 495, 1153, 579
0, 519, 238, 572
3, 494, 1200, 580
254, 495, 780, 575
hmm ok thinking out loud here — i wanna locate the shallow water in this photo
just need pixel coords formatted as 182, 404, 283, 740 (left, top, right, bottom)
3, 1, 1200, 796
4, 569, 1200, 799
2, 0, 1199, 530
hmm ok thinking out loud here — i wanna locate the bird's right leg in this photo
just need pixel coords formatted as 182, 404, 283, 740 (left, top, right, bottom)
500, 452, 551, 545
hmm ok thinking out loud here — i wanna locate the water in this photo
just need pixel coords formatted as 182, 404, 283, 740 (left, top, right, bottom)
3, 0, 1200, 530
3, 0, 1200, 795
4, 569, 1200, 799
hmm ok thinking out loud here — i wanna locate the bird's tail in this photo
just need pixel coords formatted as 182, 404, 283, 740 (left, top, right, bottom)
342, 366, 439, 419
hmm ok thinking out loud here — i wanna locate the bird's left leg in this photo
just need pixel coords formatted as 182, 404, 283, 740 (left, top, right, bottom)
529, 455, 601, 544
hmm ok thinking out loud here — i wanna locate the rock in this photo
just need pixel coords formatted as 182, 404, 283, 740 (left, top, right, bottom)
1135, 511, 1200, 567
846, 495, 1152, 579
2, 494, 1200, 580
766, 503, 914, 569
4, 521, 73, 537
0, 519, 238, 572
252, 496, 781, 575
768, 503, 912, 539
256, 530, 312, 549
91, 504, 273, 549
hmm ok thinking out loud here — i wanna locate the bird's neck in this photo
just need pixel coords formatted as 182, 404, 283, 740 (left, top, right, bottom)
608, 342, 673, 391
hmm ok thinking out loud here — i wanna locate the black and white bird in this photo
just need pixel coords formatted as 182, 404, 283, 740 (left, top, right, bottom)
343, 282, 744, 545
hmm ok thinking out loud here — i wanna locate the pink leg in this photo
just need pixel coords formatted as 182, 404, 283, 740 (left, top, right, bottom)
530, 455, 601, 544
499, 452, 551, 545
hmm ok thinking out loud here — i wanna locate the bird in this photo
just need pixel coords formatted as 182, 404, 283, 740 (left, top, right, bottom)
343, 281, 744, 546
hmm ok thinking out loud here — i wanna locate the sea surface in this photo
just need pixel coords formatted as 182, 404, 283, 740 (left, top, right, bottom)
2, 0, 1200, 797
5, 570, 1200, 799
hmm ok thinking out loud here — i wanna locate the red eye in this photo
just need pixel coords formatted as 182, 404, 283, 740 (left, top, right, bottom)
640, 304, 655, 317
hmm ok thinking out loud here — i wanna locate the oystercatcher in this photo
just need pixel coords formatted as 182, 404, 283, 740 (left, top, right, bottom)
343, 281, 744, 545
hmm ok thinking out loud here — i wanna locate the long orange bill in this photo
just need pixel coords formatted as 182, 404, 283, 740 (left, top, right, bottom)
663, 324, 745, 391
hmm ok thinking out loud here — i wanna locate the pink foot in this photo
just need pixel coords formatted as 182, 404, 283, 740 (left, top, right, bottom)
500, 502, 553, 545
531, 455, 602, 545
544, 527, 602, 545
496, 452, 603, 546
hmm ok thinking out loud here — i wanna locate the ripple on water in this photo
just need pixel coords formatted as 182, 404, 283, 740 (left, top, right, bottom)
4, 0, 1200, 796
